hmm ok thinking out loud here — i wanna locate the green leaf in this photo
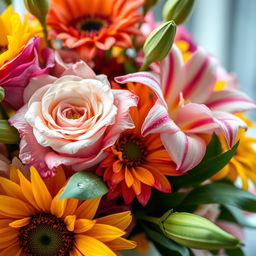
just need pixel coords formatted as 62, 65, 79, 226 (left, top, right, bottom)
171, 137, 239, 189
203, 133, 222, 160
181, 183, 256, 212
219, 205, 256, 229
143, 224, 190, 256
59, 172, 108, 200
0, 120, 20, 144
224, 248, 245, 256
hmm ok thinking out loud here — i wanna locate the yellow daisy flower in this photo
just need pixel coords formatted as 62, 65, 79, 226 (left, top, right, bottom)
0, 166, 136, 255
0, 6, 42, 67
212, 115, 256, 190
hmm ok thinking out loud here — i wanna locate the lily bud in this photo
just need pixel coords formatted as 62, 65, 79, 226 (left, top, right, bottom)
0, 120, 20, 144
159, 211, 241, 250
142, 21, 176, 70
163, 0, 195, 25
0, 87, 5, 102
24, 0, 50, 24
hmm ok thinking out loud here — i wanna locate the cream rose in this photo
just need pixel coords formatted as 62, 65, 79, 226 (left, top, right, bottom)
10, 59, 138, 177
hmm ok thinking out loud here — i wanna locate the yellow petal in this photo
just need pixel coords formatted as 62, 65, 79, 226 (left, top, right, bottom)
9, 166, 20, 184
74, 219, 95, 233
85, 224, 125, 242
9, 217, 30, 228
17, 170, 40, 211
30, 167, 52, 212
65, 215, 77, 232
96, 211, 132, 230
0, 227, 19, 249
0, 241, 21, 256
70, 247, 83, 256
0, 176, 25, 200
106, 237, 137, 250
75, 235, 116, 256
51, 188, 67, 218
0, 195, 33, 218
64, 198, 79, 216
75, 197, 101, 219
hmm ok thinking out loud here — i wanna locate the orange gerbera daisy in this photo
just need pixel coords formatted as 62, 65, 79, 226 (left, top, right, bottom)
97, 84, 182, 206
47, 0, 144, 61
0, 166, 136, 255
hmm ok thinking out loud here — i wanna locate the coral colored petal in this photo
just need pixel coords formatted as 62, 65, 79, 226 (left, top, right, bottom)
121, 183, 135, 204
132, 177, 141, 195
161, 132, 206, 172
133, 167, 155, 186
142, 101, 179, 136
75, 197, 102, 219
96, 211, 132, 231
74, 235, 116, 256
125, 167, 134, 188
136, 184, 151, 206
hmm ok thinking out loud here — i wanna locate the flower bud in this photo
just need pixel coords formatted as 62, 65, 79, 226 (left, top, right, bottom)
142, 21, 176, 69
24, 0, 49, 24
0, 120, 20, 144
163, 0, 195, 25
159, 211, 241, 250
0, 87, 5, 102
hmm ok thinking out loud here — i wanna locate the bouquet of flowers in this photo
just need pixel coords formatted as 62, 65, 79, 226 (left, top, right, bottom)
0, 0, 256, 255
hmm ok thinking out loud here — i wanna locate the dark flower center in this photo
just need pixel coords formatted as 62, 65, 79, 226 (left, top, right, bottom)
19, 213, 74, 256
81, 20, 104, 32
116, 133, 147, 166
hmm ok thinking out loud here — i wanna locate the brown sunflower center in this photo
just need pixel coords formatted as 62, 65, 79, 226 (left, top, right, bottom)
19, 213, 74, 256
116, 134, 147, 166
71, 14, 111, 36
0, 45, 7, 54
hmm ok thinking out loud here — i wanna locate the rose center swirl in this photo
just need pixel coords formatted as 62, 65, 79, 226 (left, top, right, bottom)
19, 213, 74, 256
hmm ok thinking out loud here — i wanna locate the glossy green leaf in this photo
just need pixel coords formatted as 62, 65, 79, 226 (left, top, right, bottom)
171, 137, 239, 189
59, 172, 108, 200
143, 224, 190, 256
181, 183, 256, 212
219, 205, 256, 229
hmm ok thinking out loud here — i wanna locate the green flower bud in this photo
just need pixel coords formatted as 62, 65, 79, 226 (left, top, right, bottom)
142, 21, 176, 70
163, 0, 195, 25
143, 0, 159, 16
0, 87, 5, 102
24, 0, 49, 24
0, 120, 20, 144
159, 211, 241, 250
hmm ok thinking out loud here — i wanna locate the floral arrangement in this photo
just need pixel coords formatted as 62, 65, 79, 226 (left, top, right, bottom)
0, 0, 256, 255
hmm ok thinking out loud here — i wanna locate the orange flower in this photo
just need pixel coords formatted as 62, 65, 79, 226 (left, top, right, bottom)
97, 84, 182, 206
47, 0, 144, 60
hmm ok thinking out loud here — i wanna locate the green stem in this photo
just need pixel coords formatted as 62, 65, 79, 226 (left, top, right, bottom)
141, 216, 160, 225
139, 61, 149, 71
0, 105, 9, 120
41, 20, 51, 48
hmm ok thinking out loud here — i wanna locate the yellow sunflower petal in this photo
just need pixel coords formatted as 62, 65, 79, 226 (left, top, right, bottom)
30, 167, 52, 212
65, 215, 77, 232
75, 235, 116, 256
75, 196, 101, 219
105, 237, 137, 250
96, 211, 132, 230
0, 227, 19, 249
64, 198, 79, 216
0, 242, 21, 256
70, 247, 83, 256
0, 195, 33, 218
85, 224, 125, 242
9, 166, 20, 184
74, 219, 95, 233
51, 188, 67, 218
0, 176, 24, 200
9, 217, 30, 228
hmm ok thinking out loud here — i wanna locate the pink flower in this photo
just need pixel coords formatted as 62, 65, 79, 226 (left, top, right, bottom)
10, 58, 138, 177
116, 45, 256, 172
0, 36, 54, 110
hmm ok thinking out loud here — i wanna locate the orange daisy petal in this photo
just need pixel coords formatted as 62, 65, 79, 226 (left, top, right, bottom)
132, 166, 155, 186
125, 167, 134, 187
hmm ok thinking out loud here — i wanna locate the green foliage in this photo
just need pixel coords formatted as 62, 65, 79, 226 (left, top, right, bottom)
59, 172, 108, 200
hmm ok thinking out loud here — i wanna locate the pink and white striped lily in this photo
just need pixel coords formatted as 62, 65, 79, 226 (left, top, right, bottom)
116, 45, 256, 172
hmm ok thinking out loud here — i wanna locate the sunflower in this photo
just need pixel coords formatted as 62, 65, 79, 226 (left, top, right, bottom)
97, 83, 182, 206
0, 166, 136, 255
0, 6, 41, 67
211, 130, 256, 190
47, 0, 144, 61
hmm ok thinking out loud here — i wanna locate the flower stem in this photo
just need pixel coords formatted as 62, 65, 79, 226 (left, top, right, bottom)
141, 216, 160, 225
